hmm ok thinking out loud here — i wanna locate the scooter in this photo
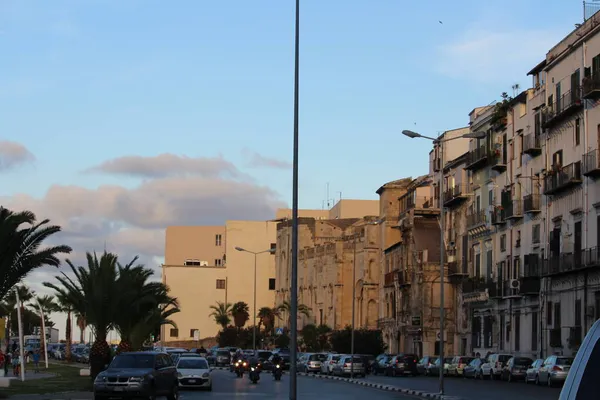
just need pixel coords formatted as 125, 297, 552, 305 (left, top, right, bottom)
273, 364, 282, 381
249, 366, 260, 384
234, 359, 247, 378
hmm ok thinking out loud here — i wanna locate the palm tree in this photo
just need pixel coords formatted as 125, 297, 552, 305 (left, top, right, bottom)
55, 293, 75, 362
34, 294, 58, 361
44, 251, 121, 380
208, 302, 231, 329
0, 207, 71, 301
257, 307, 278, 334
129, 297, 179, 350
231, 301, 250, 329
276, 299, 311, 329
113, 258, 180, 353
76, 314, 87, 344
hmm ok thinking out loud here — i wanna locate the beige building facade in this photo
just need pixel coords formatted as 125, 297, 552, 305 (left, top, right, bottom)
162, 221, 278, 342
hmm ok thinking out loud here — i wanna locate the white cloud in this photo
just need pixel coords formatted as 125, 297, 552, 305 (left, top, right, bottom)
434, 28, 564, 83
242, 148, 292, 169
0, 140, 35, 171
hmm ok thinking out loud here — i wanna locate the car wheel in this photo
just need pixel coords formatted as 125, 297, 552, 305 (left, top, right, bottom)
147, 385, 157, 400
166, 384, 179, 400
94, 396, 108, 400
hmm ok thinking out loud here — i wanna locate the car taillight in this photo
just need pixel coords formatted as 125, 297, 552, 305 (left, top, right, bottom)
552, 365, 563, 371
344, 363, 350, 367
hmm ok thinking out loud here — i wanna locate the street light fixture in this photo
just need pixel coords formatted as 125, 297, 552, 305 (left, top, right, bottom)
402, 129, 485, 396
235, 246, 276, 352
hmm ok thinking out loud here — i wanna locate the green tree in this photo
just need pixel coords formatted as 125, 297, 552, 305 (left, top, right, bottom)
274, 331, 290, 348
257, 307, 277, 334
330, 327, 386, 356
0, 207, 71, 301
54, 293, 75, 361
231, 301, 250, 329
209, 302, 231, 329
76, 313, 87, 344
44, 252, 121, 380
216, 326, 238, 347
276, 299, 311, 329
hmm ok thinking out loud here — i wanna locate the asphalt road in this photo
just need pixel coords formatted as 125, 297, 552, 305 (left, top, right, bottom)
360, 373, 561, 400
179, 369, 411, 399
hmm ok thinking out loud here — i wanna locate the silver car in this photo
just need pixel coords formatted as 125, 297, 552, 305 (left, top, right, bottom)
537, 355, 574, 387
333, 356, 364, 377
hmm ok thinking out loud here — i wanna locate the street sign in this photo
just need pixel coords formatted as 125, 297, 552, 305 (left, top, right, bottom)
276, 328, 284, 335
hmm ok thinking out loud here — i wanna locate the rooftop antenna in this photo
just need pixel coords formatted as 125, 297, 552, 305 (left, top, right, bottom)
512, 83, 520, 97
326, 182, 330, 208
337, 191, 342, 201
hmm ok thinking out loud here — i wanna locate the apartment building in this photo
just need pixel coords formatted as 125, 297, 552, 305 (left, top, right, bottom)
162, 221, 278, 341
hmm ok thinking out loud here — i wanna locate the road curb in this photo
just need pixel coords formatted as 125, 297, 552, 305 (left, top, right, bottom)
296, 372, 462, 400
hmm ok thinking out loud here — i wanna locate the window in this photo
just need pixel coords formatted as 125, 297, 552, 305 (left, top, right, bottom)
515, 311, 521, 351
547, 301, 553, 326
575, 118, 581, 146
215, 234, 222, 246
500, 235, 506, 252
533, 225, 541, 244
531, 312, 538, 351
216, 279, 226, 289
215, 259, 222, 267
268, 278, 276, 290
552, 150, 563, 168
190, 329, 199, 338
270, 243, 276, 251
519, 136, 523, 166
184, 259, 200, 266
593, 54, 600, 73
169, 328, 179, 338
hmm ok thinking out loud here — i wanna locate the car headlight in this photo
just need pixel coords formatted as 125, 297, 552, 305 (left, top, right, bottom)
276, 364, 280, 368
129, 377, 143, 383
202, 372, 209, 378
94, 375, 106, 383
243, 362, 247, 366
251, 367, 255, 371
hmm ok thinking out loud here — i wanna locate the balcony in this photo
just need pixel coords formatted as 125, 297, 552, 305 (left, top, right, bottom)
447, 261, 468, 276
377, 317, 396, 330
549, 328, 562, 348
443, 184, 469, 207
465, 146, 490, 171
583, 74, 600, 100
490, 152, 507, 172
523, 194, 541, 213
583, 149, 600, 178
505, 200, 523, 220
490, 207, 506, 225
522, 134, 542, 156
519, 276, 541, 295
384, 270, 399, 287
542, 87, 583, 129
544, 162, 583, 195
462, 278, 496, 302
402, 195, 437, 216
467, 210, 487, 229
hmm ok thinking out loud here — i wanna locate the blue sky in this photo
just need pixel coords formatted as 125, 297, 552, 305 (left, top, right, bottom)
0, 0, 586, 332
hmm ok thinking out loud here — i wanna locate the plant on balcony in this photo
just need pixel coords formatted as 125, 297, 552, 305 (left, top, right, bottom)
490, 92, 513, 128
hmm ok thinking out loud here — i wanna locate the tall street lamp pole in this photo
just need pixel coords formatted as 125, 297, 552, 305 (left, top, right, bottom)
290, 0, 300, 399
401, 129, 486, 396
235, 247, 275, 352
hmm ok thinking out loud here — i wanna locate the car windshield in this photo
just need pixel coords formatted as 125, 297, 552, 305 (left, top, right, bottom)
309, 354, 327, 361
110, 354, 154, 369
514, 357, 533, 366
177, 359, 208, 369
557, 357, 574, 366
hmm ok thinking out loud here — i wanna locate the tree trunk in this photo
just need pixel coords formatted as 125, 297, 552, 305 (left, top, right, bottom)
65, 311, 72, 362
40, 315, 46, 364
80, 326, 85, 344
90, 333, 110, 381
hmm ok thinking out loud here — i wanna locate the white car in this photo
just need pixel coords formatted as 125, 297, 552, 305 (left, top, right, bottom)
176, 356, 213, 391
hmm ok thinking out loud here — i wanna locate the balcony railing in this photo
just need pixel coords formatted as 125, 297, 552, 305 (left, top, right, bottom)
583, 149, 600, 178
583, 74, 600, 100
523, 133, 542, 156
523, 194, 541, 213
542, 87, 583, 129
504, 200, 523, 219
443, 184, 469, 207
465, 146, 490, 171
490, 151, 507, 172
542, 248, 600, 276
384, 270, 399, 287
467, 210, 487, 229
404, 196, 435, 212
544, 162, 583, 195
491, 207, 506, 225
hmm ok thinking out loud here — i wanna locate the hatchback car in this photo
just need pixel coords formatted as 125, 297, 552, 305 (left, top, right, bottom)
176, 356, 212, 391
93, 351, 178, 400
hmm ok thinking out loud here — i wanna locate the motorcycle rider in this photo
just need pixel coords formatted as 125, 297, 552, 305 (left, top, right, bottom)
271, 353, 283, 378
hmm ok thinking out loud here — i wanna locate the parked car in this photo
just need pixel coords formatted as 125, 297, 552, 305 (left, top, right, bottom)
93, 351, 178, 400
525, 359, 544, 384
537, 355, 574, 387
501, 356, 533, 382
332, 355, 365, 377
427, 357, 453, 376
448, 356, 474, 376
462, 358, 485, 379
320, 354, 341, 375
215, 349, 231, 366
384, 354, 418, 377
416, 356, 437, 375
372, 354, 393, 375
481, 353, 512, 379
300, 353, 327, 373
176, 356, 213, 391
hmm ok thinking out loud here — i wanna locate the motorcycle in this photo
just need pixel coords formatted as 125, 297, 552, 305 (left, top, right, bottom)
234, 359, 247, 378
249, 366, 260, 384
273, 364, 282, 381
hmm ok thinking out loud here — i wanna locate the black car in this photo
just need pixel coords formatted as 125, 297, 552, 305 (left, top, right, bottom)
93, 351, 179, 400
385, 354, 419, 377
